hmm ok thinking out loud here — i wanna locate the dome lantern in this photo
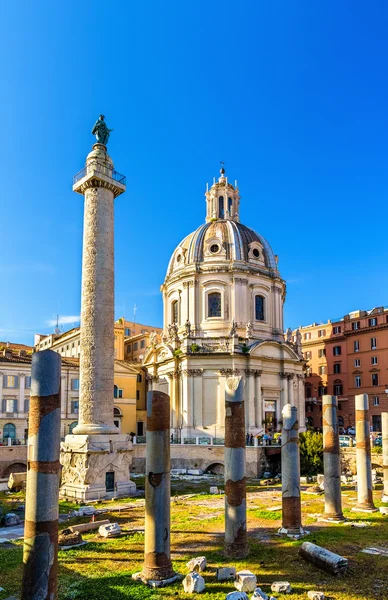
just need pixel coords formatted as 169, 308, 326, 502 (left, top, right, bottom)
205, 166, 240, 223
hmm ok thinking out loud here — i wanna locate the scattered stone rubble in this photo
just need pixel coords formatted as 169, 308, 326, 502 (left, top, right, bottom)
225, 593, 249, 600
186, 556, 207, 572
216, 566, 236, 581
98, 523, 121, 537
299, 542, 348, 575
271, 581, 291, 593
307, 592, 325, 600
234, 570, 257, 593
58, 528, 83, 548
183, 571, 206, 593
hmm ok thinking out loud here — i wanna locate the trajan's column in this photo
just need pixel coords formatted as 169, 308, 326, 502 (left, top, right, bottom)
60, 116, 136, 500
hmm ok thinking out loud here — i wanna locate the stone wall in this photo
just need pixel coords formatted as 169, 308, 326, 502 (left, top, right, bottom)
0, 444, 27, 477
132, 444, 281, 477
341, 448, 383, 474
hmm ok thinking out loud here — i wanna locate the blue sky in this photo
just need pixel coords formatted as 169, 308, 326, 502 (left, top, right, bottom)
1, 1, 388, 344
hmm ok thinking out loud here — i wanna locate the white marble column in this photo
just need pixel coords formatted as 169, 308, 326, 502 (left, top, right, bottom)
73, 143, 125, 436
245, 370, 255, 432
297, 374, 306, 430
255, 370, 262, 428
288, 374, 294, 406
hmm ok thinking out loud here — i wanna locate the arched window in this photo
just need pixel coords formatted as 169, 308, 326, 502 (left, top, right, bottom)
69, 421, 78, 434
3, 423, 16, 440
255, 295, 265, 321
218, 196, 224, 218
208, 292, 222, 317
171, 300, 179, 324
228, 197, 233, 214
114, 407, 121, 417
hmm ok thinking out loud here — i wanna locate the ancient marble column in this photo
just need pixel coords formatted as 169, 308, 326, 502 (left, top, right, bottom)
22, 350, 61, 600
137, 390, 180, 585
322, 395, 344, 520
60, 138, 135, 501
224, 376, 248, 557
354, 393, 376, 511
73, 143, 124, 435
279, 403, 305, 536
382, 412, 388, 503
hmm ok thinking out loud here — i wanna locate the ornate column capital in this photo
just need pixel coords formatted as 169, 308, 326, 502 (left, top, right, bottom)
220, 368, 240, 376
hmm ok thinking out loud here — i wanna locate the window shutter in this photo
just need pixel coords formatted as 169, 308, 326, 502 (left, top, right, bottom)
3, 375, 7, 387
13, 399, 18, 413
24, 398, 29, 413
71, 401, 75, 413
14, 376, 19, 388
1, 399, 5, 412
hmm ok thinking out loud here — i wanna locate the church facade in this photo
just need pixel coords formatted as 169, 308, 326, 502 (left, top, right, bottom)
143, 169, 305, 440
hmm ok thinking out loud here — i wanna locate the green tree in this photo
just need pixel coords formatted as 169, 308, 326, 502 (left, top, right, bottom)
299, 430, 323, 475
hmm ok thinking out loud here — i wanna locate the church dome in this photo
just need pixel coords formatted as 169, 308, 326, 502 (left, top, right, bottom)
165, 168, 279, 283
166, 219, 278, 280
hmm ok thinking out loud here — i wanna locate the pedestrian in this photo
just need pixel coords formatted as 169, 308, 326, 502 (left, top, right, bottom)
246, 432, 250, 446
170, 433, 174, 443
249, 433, 253, 446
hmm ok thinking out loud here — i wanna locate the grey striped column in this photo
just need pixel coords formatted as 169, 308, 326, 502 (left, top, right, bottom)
141, 390, 175, 582
354, 393, 377, 511
279, 404, 305, 536
382, 412, 388, 502
322, 395, 344, 520
21, 350, 61, 600
224, 377, 248, 558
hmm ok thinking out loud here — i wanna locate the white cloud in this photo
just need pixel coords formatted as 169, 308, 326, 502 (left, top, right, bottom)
47, 315, 80, 327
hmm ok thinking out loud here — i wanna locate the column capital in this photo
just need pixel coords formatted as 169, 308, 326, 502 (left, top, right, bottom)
220, 368, 240, 376
183, 369, 203, 377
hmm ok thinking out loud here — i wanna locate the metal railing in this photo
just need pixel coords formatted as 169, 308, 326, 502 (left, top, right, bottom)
73, 165, 126, 186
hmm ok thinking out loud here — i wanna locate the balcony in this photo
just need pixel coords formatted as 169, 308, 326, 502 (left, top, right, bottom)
73, 165, 126, 186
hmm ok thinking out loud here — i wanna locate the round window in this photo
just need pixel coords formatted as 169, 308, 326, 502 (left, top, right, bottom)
210, 244, 219, 254
252, 248, 260, 258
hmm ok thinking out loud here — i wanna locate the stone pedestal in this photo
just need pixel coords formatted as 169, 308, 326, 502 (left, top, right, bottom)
60, 434, 136, 501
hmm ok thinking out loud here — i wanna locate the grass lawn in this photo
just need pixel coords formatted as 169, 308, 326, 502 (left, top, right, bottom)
0, 481, 387, 599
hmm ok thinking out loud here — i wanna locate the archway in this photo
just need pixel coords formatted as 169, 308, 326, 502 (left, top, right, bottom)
3, 462, 27, 478
204, 462, 224, 475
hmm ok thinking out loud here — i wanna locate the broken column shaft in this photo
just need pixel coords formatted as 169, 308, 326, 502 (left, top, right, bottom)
224, 377, 248, 558
354, 393, 376, 511
322, 394, 344, 520
280, 403, 305, 536
382, 412, 388, 503
141, 390, 175, 582
21, 350, 61, 600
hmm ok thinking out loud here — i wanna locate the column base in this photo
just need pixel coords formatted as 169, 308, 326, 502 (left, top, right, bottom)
73, 423, 119, 435
132, 572, 183, 588
323, 512, 346, 522
224, 542, 249, 559
352, 505, 378, 513
60, 434, 136, 501
278, 526, 309, 539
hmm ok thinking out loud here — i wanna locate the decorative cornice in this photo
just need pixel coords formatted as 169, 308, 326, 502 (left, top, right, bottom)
220, 368, 240, 376
183, 369, 204, 377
